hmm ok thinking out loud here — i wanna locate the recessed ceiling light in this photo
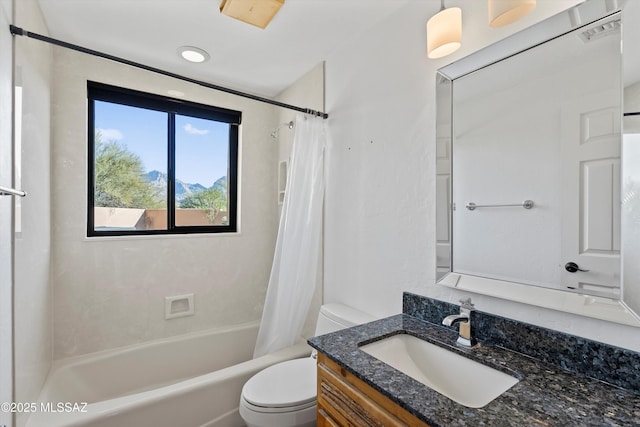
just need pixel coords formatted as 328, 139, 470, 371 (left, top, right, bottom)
177, 46, 210, 63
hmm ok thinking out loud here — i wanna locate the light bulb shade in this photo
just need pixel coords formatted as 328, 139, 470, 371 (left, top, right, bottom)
427, 7, 462, 59
488, 0, 536, 28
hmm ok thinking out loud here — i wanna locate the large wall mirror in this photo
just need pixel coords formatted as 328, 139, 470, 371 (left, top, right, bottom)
436, 0, 640, 326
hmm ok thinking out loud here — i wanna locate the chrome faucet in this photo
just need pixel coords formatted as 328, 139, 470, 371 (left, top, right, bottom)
442, 298, 476, 348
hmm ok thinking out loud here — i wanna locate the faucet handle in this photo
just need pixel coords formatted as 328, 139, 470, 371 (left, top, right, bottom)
459, 298, 474, 310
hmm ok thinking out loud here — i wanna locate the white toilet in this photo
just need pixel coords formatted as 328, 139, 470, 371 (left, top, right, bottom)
239, 304, 374, 427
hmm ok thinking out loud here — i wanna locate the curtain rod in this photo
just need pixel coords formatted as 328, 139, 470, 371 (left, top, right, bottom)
9, 25, 329, 119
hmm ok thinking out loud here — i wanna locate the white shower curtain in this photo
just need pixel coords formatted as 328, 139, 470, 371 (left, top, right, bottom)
253, 114, 327, 358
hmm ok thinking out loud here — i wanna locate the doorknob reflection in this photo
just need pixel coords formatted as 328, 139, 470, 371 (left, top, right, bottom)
565, 262, 589, 273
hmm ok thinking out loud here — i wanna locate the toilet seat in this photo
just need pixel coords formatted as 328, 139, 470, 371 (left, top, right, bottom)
239, 396, 316, 427
241, 357, 317, 410
240, 396, 315, 414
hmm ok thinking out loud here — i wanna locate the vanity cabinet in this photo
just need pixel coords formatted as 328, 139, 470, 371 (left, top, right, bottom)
316, 353, 430, 427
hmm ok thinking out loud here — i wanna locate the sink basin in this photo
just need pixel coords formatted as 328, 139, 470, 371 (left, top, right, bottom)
359, 334, 519, 408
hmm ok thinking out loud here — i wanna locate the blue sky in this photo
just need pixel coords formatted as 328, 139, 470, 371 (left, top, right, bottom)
94, 101, 230, 187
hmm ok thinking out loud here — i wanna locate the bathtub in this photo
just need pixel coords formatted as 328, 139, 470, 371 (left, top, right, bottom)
26, 322, 311, 427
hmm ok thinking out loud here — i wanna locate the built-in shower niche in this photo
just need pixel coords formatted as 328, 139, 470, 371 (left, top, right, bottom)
278, 160, 287, 205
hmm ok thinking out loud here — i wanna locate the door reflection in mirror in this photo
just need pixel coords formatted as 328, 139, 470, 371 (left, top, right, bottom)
449, 14, 621, 292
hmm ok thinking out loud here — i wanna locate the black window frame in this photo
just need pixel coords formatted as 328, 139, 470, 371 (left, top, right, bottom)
87, 81, 241, 237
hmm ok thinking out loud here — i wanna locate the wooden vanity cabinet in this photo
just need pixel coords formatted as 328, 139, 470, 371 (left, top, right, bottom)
316, 352, 430, 427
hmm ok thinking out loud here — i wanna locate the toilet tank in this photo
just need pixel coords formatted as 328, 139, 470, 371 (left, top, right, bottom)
314, 304, 375, 336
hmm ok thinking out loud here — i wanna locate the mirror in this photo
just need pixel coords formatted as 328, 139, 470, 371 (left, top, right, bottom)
436, 0, 640, 326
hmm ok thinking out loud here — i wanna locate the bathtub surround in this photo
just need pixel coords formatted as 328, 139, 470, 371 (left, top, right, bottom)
50, 48, 325, 360
0, 2, 14, 426
13, 1, 53, 427
5, 48, 325, 427
254, 114, 327, 357
51, 47, 279, 358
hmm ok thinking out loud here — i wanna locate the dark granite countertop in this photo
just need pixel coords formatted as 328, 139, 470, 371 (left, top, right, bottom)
308, 314, 640, 427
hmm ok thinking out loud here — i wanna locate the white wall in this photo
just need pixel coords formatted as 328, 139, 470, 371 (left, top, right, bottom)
51, 48, 281, 359
0, 0, 15, 425
13, 1, 53, 426
323, 0, 640, 351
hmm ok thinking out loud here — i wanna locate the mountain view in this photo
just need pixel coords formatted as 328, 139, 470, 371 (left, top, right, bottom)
145, 170, 227, 203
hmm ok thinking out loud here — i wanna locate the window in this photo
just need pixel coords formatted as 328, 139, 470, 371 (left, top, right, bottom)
87, 82, 241, 236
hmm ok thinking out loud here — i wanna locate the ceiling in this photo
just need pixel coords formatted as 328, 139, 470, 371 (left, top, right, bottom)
35, 0, 413, 98
31, 1, 639, 99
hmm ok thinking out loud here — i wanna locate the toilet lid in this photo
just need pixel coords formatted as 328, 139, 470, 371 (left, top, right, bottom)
242, 357, 316, 408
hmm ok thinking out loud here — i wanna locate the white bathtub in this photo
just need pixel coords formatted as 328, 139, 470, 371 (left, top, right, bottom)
26, 322, 311, 427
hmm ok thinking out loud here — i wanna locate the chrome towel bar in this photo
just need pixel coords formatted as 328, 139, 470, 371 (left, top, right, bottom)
466, 199, 534, 211
0, 185, 27, 197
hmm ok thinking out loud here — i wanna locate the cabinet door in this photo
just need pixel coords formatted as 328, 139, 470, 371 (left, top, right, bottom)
318, 408, 341, 427
317, 353, 430, 427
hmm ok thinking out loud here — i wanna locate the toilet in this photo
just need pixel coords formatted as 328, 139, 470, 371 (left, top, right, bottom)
239, 304, 374, 427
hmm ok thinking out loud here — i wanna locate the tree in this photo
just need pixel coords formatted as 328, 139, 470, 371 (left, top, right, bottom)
94, 132, 162, 209
180, 187, 228, 224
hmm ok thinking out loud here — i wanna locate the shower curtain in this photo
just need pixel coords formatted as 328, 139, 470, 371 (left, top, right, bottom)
253, 114, 326, 358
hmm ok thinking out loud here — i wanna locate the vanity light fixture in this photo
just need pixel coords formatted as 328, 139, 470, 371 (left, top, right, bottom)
488, 0, 536, 28
427, 0, 462, 59
177, 46, 210, 63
